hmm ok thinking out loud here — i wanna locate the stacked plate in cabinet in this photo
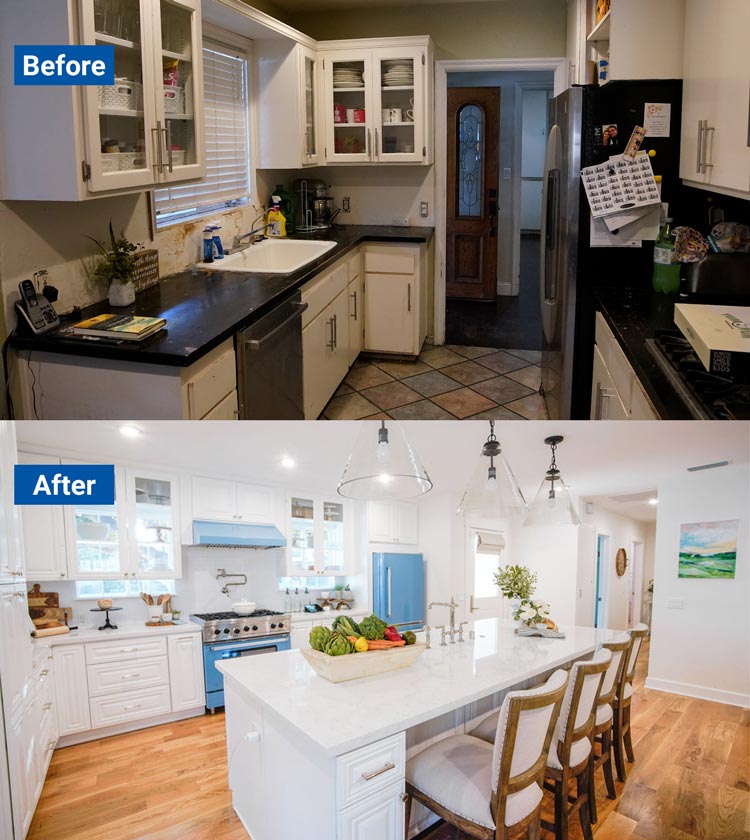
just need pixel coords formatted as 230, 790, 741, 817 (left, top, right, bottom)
333, 64, 364, 88
382, 61, 414, 87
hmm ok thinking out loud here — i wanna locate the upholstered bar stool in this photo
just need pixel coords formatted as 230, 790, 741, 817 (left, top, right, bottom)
471, 650, 610, 840
404, 669, 568, 840
588, 634, 630, 823
613, 623, 649, 782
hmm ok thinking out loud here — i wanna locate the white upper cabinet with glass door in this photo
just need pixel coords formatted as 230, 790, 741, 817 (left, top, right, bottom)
287, 496, 351, 576
125, 470, 182, 579
320, 37, 433, 166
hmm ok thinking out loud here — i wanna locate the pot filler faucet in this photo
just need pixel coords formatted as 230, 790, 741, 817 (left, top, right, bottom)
216, 568, 248, 596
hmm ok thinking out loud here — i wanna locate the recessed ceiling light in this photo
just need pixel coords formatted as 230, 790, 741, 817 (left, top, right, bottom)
119, 425, 142, 439
280, 456, 296, 469
648, 498, 658, 505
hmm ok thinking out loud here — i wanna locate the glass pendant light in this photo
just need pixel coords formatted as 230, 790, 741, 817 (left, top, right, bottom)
457, 421, 526, 518
523, 435, 580, 527
337, 421, 433, 500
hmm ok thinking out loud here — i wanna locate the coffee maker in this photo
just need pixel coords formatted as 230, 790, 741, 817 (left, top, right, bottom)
292, 179, 337, 231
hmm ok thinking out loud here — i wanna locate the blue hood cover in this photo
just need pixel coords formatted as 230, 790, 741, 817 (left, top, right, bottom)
192, 520, 287, 549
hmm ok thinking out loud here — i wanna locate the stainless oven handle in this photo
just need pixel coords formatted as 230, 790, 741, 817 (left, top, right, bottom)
246, 303, 308, 351
209, 637, 288, 652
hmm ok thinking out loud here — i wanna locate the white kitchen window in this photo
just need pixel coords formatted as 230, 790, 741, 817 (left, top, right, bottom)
75, 579, 175, 600
153, 38, 251, 228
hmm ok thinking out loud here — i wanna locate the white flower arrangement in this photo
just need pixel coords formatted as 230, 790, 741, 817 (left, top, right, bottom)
513, 598, 551, 626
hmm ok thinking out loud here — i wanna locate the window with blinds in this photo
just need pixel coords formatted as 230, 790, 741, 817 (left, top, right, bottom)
153, 40, 251, 227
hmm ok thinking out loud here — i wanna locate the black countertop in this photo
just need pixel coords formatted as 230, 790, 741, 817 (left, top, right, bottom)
11, 226, 433, 368
593, 286, 693, 420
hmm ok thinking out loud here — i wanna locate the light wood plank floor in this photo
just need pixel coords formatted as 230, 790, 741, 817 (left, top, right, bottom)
27, 641, 749, 840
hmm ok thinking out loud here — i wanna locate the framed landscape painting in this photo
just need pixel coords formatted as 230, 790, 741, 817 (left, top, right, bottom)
678, 520, 738, 579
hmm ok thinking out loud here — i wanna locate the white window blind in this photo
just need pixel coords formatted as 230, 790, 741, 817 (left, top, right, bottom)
154, 40, 250, 226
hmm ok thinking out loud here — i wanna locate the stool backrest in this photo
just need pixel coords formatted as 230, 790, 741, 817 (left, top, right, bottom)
554, 649, 611, 769
623, 623, 649, 687
490, 669, 568, 828
598, 634, 630, 710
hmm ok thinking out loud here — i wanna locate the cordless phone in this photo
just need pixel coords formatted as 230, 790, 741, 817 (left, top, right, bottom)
15, 279, 60, 335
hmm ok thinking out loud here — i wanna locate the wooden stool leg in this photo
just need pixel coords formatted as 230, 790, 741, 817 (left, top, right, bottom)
623, 704, 635, 763
602, 728, 617, 799
578, 768, 595, 840
588, 743, 598, 825
528, 805, 542, 840
554, 777, 569, 840
404, 792, 412, 840
613, 709, 627, 783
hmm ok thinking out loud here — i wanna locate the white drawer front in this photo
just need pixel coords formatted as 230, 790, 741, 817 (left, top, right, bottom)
364, 247, 416, 275
90, 685, 171, 729
85, 637, 167, 665
185, 346, 236, 420
336, 732, 405, 811
87, 655, 169, 698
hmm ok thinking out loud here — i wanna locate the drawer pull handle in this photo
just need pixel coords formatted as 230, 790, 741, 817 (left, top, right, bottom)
122, 673, 141, 679
118, 648, 138, 653
361, 762, 396, 781
122, 704, 142, 711
47, 741, 56, 751
40, 669, 49, 676
42, 703, 52, 711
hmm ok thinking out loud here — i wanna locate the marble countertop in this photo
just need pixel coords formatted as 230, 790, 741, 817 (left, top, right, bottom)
289, 607, 369, 623
218, 619, 616, 757
32, 620, 201, 646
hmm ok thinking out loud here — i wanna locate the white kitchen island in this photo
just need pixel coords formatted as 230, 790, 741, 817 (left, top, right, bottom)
217, 619, 617, 840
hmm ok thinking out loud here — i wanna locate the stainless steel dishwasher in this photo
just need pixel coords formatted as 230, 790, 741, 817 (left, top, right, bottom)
236, 291, 307, 419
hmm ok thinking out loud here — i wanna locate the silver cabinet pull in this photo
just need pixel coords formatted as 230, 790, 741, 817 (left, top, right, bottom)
42, 703, 52, 711
362, 761, 395, 781
152, 122, 164, 172
696, 119, 704, 174
703, 124, 715, 170
407, 283, 412, 312
332, 314, 337, 349
366, 129, 371, 159
122, 673, 141, 679
165, 123, 173, 173
375, 128, 379, 160
40, 669, 48, 676
123, 704, 142, 711
351, 290, 358, 321
327, 316, 335, 351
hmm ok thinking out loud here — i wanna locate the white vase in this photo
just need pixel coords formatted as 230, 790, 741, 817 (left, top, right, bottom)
510, 598, 522, 625
108, 280, 136, 307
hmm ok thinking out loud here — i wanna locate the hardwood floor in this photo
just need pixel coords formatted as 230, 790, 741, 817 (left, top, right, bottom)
27, 641, 749, 840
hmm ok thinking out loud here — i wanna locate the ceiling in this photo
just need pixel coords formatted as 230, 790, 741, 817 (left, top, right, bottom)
272, 0, 508, 10
15, 421, 749, 508
586, 491, 659, 523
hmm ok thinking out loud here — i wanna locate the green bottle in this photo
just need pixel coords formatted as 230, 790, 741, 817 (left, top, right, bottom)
652, 218, 681, 294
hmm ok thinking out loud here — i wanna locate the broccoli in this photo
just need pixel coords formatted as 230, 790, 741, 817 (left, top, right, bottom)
359, 613, 387, 641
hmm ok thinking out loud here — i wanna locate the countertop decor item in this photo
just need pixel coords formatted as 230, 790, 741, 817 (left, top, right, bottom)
523, 435, 580, 527
231, 600, 257, 616
86, 221, 138, 308
90, 606, 122, 630
493, 565, 537, 601
457, 421, 526, 518
97, 598, 113, 609
301, 643, 426, 683
337, 420, 433, 501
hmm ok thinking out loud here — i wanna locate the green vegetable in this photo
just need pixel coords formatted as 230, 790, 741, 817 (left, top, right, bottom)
324, 632, 355, 656
309, 625, 332, 652
332, 615, 361, 637
402, 631, 417, 646
359, 613, 388, 641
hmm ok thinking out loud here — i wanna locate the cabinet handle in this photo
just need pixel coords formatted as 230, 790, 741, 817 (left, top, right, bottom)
123, 704, 142, 711
122, 673, 141, 679
118, 648, 138, 653
327, 316, 335, 351
361, 761, 396, 781
333, 314, 337, 348
42, 703, 52, 711
696, 119, 704, 174
407, 283, 412, 312
152, 123, 164, 172
366, 129, 371, 159
375, 128, 379, 160
401, 793, 409, 803
47, 741, 55, 751
13, 592, 24, 599
60, 572, 66, 577
175, 636, 195, 641
165, 123, 173, 173
703, 124, 715, 170
351, 290, 358, 321
40, 669, 48, 676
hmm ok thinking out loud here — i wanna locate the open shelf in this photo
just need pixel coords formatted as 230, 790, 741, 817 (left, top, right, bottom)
381, 85, 414, 91
587, 10, 611, 42
382, 121, 415, 127
96, 32, 140, 50
165, 112, 194, 120
332, 86, 365, 93
99, 108, 144, 118
162, 48, 191, 61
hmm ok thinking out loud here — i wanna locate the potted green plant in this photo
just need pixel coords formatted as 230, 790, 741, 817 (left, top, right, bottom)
493, 564, 537, 616
87, 221, 138, 307
513, 598, 551, 629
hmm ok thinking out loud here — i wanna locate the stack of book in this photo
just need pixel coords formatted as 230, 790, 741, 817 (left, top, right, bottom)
71, 314, 166, 341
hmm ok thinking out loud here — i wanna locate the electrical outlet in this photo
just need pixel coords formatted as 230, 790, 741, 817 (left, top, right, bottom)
342, 196, 351, 213
392, 216, 409, 226
420, 201, 429, 218
503, 167, 512, 180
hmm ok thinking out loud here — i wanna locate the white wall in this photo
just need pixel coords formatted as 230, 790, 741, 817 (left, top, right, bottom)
647, 464, 750, 708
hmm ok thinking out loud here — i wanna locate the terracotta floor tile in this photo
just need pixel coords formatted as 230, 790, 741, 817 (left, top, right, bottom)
504, 365, 542, 391
431, 387, 497, 419
443, 345, 497, 359
506, 348, 542, 364
388, 400, 456, 420
344, 364, 394, 390
360, 381, 422, 410
419, 346, 466, 369
372, 359, 433, 380
503, 393, 549, 420
442, 360, 498, 386
471, 376, 535, 405
475, 350, 530, 375
333, 382, 354, 397
401, 370, 463, 397
323, 392, 380, 420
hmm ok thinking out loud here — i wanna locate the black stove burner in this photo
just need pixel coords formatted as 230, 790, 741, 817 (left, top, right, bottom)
652, 330, 750, 420
193, 610, 284, 621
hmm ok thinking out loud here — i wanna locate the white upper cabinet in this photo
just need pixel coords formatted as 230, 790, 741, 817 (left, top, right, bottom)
320, 37, 433, 165
125, 469, 182, 579
679, 0, 750, 197
0, 424, 24, 584
367, 502, 418, 545
191, 476, 278, 524
287, 496, 352, 576
256, 41, 323, 168
0, 0, 204, 201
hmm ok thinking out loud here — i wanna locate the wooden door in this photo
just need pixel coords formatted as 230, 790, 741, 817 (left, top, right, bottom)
446, 87, 500, 300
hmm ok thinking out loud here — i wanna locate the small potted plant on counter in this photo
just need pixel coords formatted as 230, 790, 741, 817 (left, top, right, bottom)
87, 221, 138, 307
513, 598, 551, 629
494, 564, 538, 616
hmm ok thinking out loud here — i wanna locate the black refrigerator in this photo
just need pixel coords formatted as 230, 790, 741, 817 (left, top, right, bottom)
539, 80, 683, 420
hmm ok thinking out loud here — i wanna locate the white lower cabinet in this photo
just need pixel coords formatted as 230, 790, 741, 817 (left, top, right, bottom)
167, 634, 205, 712
337, 782, 405, 840
87, 655, 170, 697
53, 645, 92, 737
90, 684, 172, 729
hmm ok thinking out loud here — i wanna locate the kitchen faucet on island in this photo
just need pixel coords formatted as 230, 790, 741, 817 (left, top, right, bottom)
428, 597, 467, 644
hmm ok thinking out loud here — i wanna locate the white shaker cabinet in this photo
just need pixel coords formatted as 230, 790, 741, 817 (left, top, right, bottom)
367, 502, 418, 545
0, 423, 24, 585
167, 633, 204, 712
348, 253, 365, 366
0, 586, 34, 719
191, 476, 277, 524
679, 0, 750, 197
53, 645, 92, 737
337, 783, 406, 840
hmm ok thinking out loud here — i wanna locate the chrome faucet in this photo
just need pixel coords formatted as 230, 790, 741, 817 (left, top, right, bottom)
216, 568, 248, 596
428, 597, 460, 638
232, 210, 272, 250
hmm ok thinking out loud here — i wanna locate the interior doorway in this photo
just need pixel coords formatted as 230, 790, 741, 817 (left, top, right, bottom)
629, 541, 644, 627
595, 534, 610, 628
466, 527, 506, 620
443, 69, 554, 350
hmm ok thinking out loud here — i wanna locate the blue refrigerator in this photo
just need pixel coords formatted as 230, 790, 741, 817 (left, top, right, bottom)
372, 552, 425, 631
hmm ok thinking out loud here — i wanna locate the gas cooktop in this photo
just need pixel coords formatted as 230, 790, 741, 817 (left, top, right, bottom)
190, 610, 291, 642
646, 330, 750, 420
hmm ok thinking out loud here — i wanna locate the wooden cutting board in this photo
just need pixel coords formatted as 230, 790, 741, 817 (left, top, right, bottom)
27, 584, 59, 608
31, 608, 72, 627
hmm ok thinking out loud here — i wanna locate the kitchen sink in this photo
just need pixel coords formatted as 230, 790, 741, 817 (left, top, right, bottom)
201, 238, 337, 274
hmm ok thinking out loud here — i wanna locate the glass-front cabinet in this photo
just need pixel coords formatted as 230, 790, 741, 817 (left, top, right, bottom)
80, 0, 204, 192
322, 41, 431, 165
301, 48, 322, 165
287, 495, 350, 576
126, 470, 182, 578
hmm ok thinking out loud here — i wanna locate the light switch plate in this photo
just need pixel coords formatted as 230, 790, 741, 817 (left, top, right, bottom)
503, 167, 512, 180
420, 201, 429, 217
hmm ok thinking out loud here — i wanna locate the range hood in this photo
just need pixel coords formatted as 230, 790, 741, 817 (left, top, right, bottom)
191, 520, 287, 550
